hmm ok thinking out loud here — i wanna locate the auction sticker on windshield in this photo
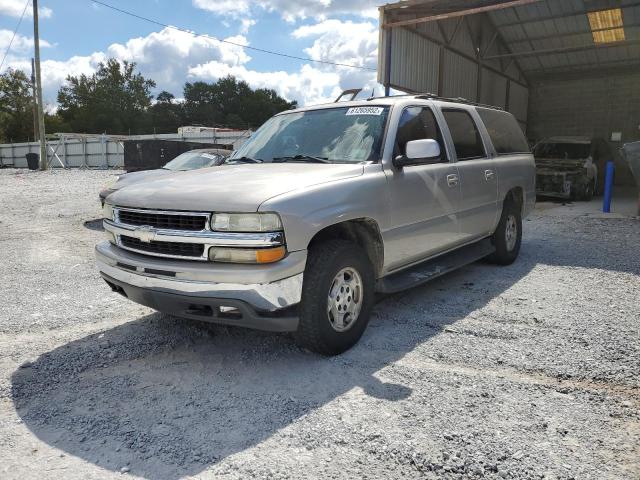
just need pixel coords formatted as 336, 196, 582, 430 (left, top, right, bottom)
346, 107, 384, 116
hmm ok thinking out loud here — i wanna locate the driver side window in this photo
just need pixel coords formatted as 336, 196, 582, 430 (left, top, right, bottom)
395, 107, 447, 162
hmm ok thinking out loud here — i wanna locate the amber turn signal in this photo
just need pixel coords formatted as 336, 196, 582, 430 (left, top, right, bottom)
255, 246, 286, 264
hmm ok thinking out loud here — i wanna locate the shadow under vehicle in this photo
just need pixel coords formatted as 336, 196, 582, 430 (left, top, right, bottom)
533, 136, 611, 201
11, 213, 640, 479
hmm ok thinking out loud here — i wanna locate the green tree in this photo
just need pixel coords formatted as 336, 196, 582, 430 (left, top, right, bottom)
0, 69, 35, 143
57, 59, 156, 135
147, 90, 184, 133
44, 113, 71, 134
183, 75, 296, 129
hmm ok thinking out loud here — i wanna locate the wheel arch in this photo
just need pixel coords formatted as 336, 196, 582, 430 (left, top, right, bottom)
504, 186, 524, 212
307, 218, 384, 279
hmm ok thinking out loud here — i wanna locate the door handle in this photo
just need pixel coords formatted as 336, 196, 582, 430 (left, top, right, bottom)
484, 169, 495, 180
446, 174, 459, 187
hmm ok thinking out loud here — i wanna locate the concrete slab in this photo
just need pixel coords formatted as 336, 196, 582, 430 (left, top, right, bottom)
536, 186, 640, 218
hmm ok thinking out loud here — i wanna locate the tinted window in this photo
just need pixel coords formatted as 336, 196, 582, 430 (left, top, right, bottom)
163, 151, 224, 171
477, 108, 529, 155
442, 109, 485, 160
395, 107, 447, 162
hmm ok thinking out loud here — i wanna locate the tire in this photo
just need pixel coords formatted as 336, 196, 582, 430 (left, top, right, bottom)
487, 199, 522, 265
580, 180, 594, 201
295, 239, 375, 356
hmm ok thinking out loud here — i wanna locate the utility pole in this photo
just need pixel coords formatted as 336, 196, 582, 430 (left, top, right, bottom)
32, 0, 47, 170
30, 58, 39, 142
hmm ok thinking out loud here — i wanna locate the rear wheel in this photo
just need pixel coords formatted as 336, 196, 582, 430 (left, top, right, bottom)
295, 240, 374, 355
487, 199, 522, 265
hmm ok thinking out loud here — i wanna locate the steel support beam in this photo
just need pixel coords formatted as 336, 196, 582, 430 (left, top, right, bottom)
506, 22, 640, 46
402, 25, 528, 88
485, 39, 640, 60
384, 27, 392, 96
382, 0, 542, 29
493, 0, 640, 28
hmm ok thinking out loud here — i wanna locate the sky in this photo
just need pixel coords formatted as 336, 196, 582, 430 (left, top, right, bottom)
0, 0, 384, 109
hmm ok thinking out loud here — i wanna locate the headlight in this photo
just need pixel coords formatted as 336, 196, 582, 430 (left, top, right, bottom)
103, 203, 114, 221
210, 213, 282, 232
208, 246, 286, 264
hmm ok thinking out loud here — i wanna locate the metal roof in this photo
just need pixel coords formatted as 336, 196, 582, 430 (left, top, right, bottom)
381, 0, 640, 77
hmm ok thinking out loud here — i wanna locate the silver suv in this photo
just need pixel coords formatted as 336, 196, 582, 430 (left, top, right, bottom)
97, 94, 535, 355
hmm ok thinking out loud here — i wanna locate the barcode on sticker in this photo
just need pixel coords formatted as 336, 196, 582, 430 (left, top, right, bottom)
346, 107, 384, 116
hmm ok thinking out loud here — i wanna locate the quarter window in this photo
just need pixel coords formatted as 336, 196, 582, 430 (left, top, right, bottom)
395, 107, 447, 162
442, 109, 485, 161
476, 108, 529, 155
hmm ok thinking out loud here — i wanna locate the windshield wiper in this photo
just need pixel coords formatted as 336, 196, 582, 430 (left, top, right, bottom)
272, 155, 330, 164
228, 156, 264, 164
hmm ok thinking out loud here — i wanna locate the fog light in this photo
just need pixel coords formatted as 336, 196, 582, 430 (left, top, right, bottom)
105, 230, 116, 244
208, 246, 286, 264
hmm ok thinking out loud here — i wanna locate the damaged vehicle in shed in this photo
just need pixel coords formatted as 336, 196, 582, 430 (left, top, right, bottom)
533, 136, 610, 201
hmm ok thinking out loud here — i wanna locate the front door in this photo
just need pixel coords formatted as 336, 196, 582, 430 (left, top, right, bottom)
383, 106, 462, 271
441, 108, 498, 241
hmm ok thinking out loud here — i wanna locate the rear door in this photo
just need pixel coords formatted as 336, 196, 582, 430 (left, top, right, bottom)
440, 108, 498, 242
383, 105, 462, 270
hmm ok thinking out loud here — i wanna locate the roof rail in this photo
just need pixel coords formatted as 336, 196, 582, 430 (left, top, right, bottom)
413, 93, 505, 111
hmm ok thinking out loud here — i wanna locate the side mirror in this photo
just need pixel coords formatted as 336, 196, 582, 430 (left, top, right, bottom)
393, 139, 441, 168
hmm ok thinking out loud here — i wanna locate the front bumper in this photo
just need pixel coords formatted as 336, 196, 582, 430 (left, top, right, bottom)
96, 242, 306, 331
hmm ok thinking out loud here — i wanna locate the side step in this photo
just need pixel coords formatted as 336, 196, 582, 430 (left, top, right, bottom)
375, 238, 495, 294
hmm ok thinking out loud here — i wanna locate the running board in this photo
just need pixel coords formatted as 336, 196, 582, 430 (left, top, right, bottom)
376, 238, 495, 294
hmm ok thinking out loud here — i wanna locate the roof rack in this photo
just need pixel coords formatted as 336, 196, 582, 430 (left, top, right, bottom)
334, 88, 362, 102
364, 91, 504, 111
413, 93, 505, 111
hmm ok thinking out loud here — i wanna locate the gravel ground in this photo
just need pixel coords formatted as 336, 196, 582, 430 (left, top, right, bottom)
0, 168, 638, 480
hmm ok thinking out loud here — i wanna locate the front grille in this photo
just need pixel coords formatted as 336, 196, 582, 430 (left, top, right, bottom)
120, 235, 205, 258
118, 210, 206, 231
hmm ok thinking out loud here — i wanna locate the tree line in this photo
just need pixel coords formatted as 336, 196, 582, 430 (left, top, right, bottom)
0, 59, 296, 143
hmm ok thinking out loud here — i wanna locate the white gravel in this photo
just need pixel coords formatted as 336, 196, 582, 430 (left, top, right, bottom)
0, 168, 638, 480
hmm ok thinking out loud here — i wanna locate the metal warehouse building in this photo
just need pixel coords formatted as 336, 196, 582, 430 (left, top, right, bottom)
378, 0, 640, 183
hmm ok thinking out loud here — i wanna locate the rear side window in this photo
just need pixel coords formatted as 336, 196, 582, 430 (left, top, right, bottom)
442, 109, 485, 160
477, 108, 530, 155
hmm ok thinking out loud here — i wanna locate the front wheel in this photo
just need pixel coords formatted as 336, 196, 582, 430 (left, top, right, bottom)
580, 180, 595, 201
295, 240, 375, 355
487, 199, 522, 265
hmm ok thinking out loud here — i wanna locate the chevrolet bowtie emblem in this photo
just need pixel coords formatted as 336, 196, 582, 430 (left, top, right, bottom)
135, 225, 156, 243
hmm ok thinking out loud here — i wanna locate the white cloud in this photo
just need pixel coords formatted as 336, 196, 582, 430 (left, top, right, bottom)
192, 0, 378, 21
105, 28, 250, 94
239, 18, 256, 34
0, 29, 51, 52
2, 18, 382, 109
188, 19, 379, 105
189, 61, 343, 105
0, 0, 52, 18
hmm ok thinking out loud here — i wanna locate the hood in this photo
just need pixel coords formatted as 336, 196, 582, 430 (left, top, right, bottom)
107, 163, 364, 212
114, 169, 173, 190
535, 157, 589, 172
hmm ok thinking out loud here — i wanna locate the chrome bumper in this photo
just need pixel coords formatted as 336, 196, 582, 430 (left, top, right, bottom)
96, 242, 306, 312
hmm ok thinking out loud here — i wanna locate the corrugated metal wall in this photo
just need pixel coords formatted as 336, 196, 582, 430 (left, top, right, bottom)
379, 11, 530, 131
0, 131, 250, 169
388, 28, 440, 93
441, 51, 477, 100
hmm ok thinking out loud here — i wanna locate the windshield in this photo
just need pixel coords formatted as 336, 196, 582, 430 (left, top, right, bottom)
230, 106, 390, 163
533, 142, 591, 160
163, 151, 222, 171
